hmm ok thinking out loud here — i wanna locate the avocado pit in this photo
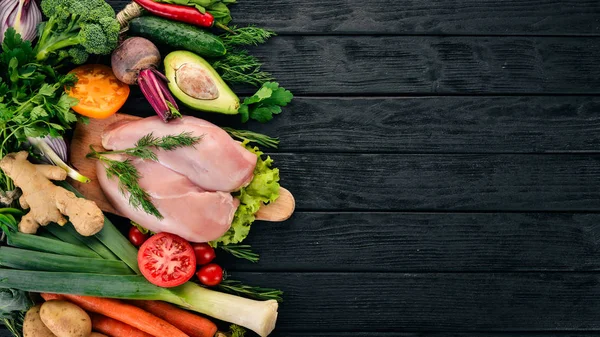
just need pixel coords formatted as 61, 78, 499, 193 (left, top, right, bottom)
175, 63, 220, 100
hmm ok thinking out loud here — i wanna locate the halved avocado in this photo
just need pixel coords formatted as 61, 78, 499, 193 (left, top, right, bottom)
164, 51, 240, 114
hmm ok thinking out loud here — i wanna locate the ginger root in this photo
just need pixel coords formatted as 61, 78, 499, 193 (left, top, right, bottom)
0, 151, 104, 236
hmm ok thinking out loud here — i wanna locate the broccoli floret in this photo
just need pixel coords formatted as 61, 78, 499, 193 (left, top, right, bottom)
35, 0, 119, 65
99, 17, 120, 49
68, 47, 89, 65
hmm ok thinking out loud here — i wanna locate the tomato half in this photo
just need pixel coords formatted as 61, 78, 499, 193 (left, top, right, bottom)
137, 233, 196, 288
67, 64, 130, 119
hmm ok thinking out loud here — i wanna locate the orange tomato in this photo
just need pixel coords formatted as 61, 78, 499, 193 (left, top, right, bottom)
67, 64, 130, 119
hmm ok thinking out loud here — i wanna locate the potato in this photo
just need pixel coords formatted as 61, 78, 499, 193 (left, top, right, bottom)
40, 300, 92, 337
90, 333, 108, 337
23, 305, 56, 337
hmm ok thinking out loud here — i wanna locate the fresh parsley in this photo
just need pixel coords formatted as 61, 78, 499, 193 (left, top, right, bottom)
239, 82, 293, 123
0, 28, 79, 191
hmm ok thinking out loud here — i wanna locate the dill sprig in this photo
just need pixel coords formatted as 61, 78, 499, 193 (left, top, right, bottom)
212, 50, 273, 87
90, 132, 202, 161
217, 279, 283, 302
87, 132, 202, 219
222, 128, 279, 149
221, 26, 276, 48
98, 156, 163, 219
219, 244, 260, 263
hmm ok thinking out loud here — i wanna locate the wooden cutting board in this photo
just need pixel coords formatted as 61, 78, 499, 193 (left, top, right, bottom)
69, 113, 295, 222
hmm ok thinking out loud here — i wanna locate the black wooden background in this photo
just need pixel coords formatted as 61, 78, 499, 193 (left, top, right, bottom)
5, 1, 600, 336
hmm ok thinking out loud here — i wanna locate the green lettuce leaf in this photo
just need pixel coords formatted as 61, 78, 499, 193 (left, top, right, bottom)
212, 141, 280, 246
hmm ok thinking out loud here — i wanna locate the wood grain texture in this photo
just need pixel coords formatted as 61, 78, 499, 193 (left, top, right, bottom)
239, 36, 600, 95
273, 153, 600, 211
240, 97, 600, 154
94, 36, 600, 95
273, 335, 600, 337
222, 212, 600, 272
231, 272, 600, 331
110, 0, 600, 35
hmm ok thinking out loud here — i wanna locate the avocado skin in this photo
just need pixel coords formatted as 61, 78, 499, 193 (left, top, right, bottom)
164, 51, 240, 115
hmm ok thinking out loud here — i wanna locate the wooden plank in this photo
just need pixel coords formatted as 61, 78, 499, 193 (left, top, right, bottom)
271, 334, 600, 337
109, 0, 600, 36
247, 96, 600, 153
222, 212, 600, 272
230, 1, 600, 36
110, 36, 600, 95
230, 272, 600, 331
242, 36, 600, 95
3, 330, 600, 337
272, 153, 600, 211
119, 97, 600, 154
273, 334, 600, 337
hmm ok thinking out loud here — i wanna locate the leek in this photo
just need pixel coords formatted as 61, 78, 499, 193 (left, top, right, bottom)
0, 247, 133, 275
0, 270, 278, 337
37, 230, 59, 240
48, 223, 118, 260
6, 231, 100, 258
0, 213, 100, 258
45, 224, 88, 247
58, 182, 141, 274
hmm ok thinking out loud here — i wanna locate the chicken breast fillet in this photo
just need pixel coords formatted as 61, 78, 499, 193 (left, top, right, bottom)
101, 116, 257, 192
97, 154, 239, 242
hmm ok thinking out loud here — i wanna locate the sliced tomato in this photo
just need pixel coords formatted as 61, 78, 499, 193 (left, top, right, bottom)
137, 233, 196, 288
67, 64, 130, 119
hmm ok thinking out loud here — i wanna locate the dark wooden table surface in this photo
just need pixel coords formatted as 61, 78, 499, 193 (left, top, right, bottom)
5, 1, 600, 336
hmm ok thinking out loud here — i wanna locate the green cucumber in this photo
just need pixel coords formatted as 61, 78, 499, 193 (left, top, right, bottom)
129, 16, 226, 57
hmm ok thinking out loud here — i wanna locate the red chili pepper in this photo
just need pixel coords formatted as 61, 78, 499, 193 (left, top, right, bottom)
134, 0, 214, 27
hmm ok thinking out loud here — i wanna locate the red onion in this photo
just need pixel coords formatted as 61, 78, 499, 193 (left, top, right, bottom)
0, 0, 41, 42
27, 136, 91, 183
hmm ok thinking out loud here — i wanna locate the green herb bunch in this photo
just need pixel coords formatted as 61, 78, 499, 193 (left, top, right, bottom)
211, 26, 277, 87
0, 28, 80, 191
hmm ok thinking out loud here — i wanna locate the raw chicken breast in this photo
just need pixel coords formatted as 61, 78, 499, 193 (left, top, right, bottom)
102, 116, 257, 192
97, 154, 239, 242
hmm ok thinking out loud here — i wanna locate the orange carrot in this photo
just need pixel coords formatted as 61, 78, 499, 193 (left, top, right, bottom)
40, 293, 189, 337
41, 293, 63, 301
130, 300, 217, 337
91, 313, 154, 337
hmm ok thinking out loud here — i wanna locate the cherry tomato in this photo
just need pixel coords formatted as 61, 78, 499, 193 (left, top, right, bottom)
67, 64, 130, 119
138, 233, 196, 288
128, 227, 149, 247
192, 243, 216, 265
197, 263, 223, 286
